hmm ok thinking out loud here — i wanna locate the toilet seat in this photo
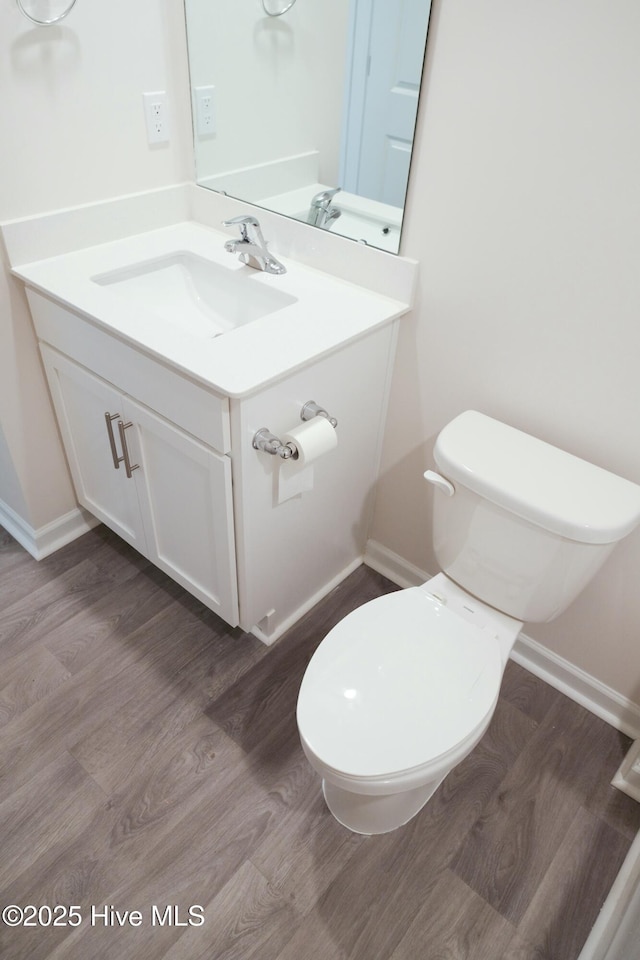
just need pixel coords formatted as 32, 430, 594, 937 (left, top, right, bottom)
297, 587, 503, 782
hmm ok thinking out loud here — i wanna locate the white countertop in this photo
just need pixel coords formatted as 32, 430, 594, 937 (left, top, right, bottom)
12, 221, 410, 397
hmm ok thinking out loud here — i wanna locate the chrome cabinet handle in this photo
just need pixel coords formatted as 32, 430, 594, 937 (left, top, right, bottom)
117, 421, 140, 479
104, 412, 123, 469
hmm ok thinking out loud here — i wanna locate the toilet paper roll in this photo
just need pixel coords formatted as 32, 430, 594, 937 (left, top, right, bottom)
282, 416, 338, 467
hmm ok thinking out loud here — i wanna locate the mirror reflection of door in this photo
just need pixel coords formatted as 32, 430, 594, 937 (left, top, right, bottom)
341, 0, 432, 208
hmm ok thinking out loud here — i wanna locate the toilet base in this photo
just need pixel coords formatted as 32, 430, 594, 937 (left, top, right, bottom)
322, 776, 444, 835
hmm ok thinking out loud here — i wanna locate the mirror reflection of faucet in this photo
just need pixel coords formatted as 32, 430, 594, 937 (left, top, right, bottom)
222, 215, 287, 275
307, 187, 342, 230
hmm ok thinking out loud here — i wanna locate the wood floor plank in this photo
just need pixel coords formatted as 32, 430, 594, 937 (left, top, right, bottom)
500, 934, 549, 960
36, 725, 318, 960
0, 643, 71, 726
272, 907, 354, 960
517, 806, 633, 957
69, 678, 234, 796
0, 601, 230, 803
473, 692, 539, 772
0, 553, 149, 663
9, 686, 308, 960
0, 726, 248, 959
0, 752, 106, 894
0, 526, 148, 613
42, 565, 184, 674
249, 779, 366, 918
499, 660, 562, 724
159, 859, 301, 960
204, 632, 316, 753
452, 696, 633, 925
0, 798, 138, 960
171, 618, 269, 708
388, 868, 517, 960
0, 723, 249, 960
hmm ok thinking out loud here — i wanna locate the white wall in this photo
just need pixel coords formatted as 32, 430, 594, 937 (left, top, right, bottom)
0, 0, 192, 529
372, 0, 640, 704
186, 0, 348, 187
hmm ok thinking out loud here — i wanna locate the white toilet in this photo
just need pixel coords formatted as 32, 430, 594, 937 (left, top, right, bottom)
296, 411, 640, 835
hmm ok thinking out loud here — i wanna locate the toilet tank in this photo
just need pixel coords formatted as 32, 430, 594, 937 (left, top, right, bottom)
430, 411, 640, 623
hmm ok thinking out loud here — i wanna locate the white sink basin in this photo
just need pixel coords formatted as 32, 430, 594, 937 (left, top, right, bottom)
92, 251, 297, 337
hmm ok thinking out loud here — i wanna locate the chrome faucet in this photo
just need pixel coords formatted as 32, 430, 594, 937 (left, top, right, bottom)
307, 187, 342, 229
222, 215, 286, 275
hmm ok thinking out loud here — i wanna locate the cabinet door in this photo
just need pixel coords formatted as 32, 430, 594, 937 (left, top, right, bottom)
40, 345, 146, 552
124, 397, 239, 627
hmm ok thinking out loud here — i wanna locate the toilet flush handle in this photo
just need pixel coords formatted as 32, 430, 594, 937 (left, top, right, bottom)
424, 470, 455, 497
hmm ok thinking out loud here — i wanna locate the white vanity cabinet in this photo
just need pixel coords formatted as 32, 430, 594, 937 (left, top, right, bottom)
30, 293, 239, 628
16, 219, 413, 646
26, 284, 399, 644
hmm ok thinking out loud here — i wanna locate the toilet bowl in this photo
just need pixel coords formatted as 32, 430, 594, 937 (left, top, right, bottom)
297, 572, 521, 834
296, 411, 640, 835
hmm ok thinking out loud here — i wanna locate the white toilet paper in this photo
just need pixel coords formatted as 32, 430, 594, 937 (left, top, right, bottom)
281, 416, 338, 467
277, 417, 338, 504
277, 462, 315, 504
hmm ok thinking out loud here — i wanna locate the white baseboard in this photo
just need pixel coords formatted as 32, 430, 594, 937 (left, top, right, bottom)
364, 539, 640, 739
510, 634, 640, 739
250, 556, 363, 646
364, 539, 430, 590
0, 499, 98, 560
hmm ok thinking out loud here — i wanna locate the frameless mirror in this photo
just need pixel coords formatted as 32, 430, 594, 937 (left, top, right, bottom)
183, 0, 432, 254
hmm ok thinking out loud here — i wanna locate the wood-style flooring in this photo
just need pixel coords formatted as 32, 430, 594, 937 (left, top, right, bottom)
0, 523, 638, 959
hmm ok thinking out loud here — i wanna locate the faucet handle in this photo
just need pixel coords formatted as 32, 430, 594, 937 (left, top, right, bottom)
311, 187, 341, 208
222, 215, 260, 227
222, 215, 261, 241
221, 214, 286, 274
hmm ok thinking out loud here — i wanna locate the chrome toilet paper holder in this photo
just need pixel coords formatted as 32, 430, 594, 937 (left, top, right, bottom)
300, 400, 338, 428
252, 401, 338, 459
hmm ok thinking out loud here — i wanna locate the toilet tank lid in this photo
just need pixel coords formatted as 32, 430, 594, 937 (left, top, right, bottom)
434, 411, 640, 544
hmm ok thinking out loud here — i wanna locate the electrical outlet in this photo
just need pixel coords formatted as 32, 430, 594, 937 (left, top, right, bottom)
195, 85, 216, 137
143, 91, 170, 145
